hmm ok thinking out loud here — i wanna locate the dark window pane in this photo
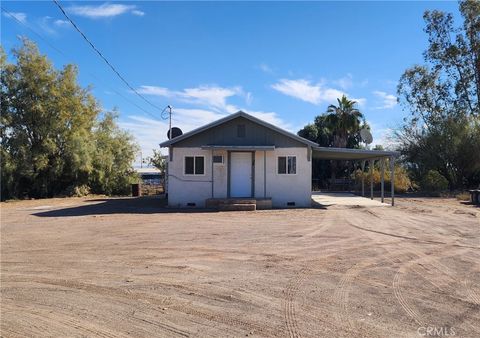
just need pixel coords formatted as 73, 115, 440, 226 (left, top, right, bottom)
185, 157, 194, 175
278, 157, 286, 174
237, 124, 246, 138
195, 156, 204, 175
288, 156, 296, 174
213, 155, 223, 163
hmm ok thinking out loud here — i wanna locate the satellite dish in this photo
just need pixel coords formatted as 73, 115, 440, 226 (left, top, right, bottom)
167, 127, 183, 139
360, 128, 373, 144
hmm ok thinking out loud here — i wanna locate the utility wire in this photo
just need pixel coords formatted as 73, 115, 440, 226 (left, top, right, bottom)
1, 6, 164, 121
51, 0, 167, 117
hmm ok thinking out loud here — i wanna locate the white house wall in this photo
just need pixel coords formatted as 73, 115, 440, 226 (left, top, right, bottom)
168, 147, 212, 207
262, 147, 311, 207
168, 147, 311, 208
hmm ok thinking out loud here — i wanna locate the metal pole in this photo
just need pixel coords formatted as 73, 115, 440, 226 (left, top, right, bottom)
381, 158, 385, 203
361, 160, 365, 197
168, 105, 172, 141
370, 159, 374, 200
391, 156, 395, 206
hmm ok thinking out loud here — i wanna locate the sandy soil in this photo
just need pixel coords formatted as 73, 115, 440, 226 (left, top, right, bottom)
1, 196, 479, 337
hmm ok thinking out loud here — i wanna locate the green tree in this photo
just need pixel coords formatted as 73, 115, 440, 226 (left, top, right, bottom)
89, 110, 139, 196
1, 38, 138, 199
298, 95, 367, 184
326, 95, 364, 148
147, 149, 166, 172
397, 0, 480, 189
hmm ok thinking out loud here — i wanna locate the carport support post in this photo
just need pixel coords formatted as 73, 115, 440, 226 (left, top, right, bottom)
361, 160, 366, 196
380, 158, 385, 203
369, 159, 374, 200
390, 156, 395, 206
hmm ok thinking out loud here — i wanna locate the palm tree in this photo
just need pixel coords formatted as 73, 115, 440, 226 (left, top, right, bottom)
325, 95, 363, 148
325, 95, 364, 180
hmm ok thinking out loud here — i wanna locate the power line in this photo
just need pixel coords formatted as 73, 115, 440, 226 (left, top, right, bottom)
1, 6, 164, 121
51, 0, 167, 117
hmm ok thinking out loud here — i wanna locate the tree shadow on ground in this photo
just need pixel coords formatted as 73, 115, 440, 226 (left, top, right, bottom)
33, 196, 218, 217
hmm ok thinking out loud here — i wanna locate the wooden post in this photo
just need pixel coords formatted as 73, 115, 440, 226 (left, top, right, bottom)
361, 160, 366, 197
370, 159, 374, 200
380, 158, 385, 203
390, 156, 395, 206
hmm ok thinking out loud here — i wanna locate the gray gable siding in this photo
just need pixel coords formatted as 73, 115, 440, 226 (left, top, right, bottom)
173, 116, 306, 148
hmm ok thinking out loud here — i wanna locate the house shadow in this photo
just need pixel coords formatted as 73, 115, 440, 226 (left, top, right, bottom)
33, 196, 218, 217
310, 198, 330, 209
459, 201, 479, 208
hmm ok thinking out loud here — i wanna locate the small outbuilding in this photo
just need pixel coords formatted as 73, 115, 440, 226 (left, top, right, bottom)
160, 111, 398, 209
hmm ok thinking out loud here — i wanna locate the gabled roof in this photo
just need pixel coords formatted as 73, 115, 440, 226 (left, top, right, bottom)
159, 111, 318, 147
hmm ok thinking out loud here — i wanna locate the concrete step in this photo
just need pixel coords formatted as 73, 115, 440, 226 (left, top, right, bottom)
206, 198, 256, 208
218, 203, 256, 211
218, 199, 256, 205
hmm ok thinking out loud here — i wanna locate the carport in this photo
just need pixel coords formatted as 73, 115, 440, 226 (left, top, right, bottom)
311, 146, 399, 206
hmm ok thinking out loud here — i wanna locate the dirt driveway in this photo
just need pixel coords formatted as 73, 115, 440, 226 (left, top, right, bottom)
1, 196, 479, 337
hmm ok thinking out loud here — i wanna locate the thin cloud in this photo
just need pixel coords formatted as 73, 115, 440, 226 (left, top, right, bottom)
333, 73, 353, 90
271, 79, 325, 105
54, 19, 70, 27
131, 10, 145, 17
137, 85, 243, 112
3, 11, 27, 24
258, 63, 274, 74
67, 3, 144, 19
373, 90, 397, 109
271, 78, 366, 107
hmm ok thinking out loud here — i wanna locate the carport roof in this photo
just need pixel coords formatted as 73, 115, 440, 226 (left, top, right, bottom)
312, 146, 399, 160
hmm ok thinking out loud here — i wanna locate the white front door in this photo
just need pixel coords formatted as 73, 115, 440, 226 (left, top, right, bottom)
230, 152, 252, 198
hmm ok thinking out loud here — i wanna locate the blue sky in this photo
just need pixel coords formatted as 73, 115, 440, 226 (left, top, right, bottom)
1, 1, 462, 162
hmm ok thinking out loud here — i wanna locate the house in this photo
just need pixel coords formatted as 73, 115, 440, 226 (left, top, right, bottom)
160, 111, 317, 208
160, 111, 398, 208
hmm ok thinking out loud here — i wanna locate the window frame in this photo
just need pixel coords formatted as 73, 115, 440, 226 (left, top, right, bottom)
184, 155, 206, 176
212, 155, 224, 165
277, 155, 297, 175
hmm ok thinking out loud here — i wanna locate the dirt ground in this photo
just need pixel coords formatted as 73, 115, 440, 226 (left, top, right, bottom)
1, 196, 479, 338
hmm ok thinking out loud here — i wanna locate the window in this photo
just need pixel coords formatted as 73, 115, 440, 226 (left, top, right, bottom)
237, 124, 246, 138
278, 156, 296, 174
184, 156, 205, 175
213, 155, 224, 164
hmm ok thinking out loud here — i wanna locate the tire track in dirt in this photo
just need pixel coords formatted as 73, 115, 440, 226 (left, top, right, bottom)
331, 248, 422, 334
343, 208, 479, 329
283, 267, 311, 338
6, 275, 277, 337
1, 300, 123, 338
332, 262, 361, 333
392, 260, 425, 326
464, 278, 480, 305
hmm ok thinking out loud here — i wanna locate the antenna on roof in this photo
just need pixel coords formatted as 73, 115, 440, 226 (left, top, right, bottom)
161, 105, 173, 140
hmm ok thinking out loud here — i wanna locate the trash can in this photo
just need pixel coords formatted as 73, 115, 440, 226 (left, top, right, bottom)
132, 183, 142, 197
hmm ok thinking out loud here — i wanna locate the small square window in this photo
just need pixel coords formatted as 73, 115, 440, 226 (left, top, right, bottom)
278, 156, 296, 174
185, 156, 205, 175
237, 124, 246, 138
213, 155, 224, 164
